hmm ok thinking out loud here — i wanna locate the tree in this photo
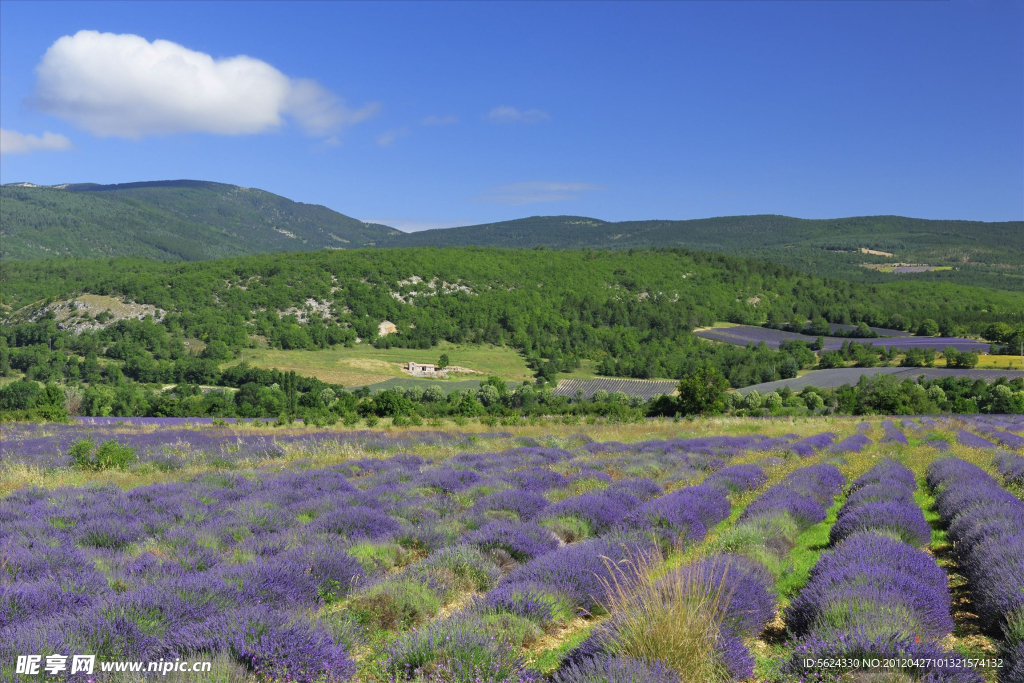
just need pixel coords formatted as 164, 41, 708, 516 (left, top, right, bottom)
808, 317, 832, 337
916, 319, 939, 337
944, 347, 978, 369
818, 351, 845, 369
854, 322, 873, 338
437, 353, 449, 370
0, 380, 41, 410
886, 315, 907, 332
780, 357, 799, 379
743, 390, 762, 411
422, 385, 445, 403
676, 365, 729, 416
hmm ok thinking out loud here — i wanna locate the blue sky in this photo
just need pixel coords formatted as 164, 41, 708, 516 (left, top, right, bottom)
1, 0, 1021, 229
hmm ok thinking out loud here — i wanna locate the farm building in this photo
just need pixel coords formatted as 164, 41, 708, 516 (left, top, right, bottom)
405, 362, 437, 376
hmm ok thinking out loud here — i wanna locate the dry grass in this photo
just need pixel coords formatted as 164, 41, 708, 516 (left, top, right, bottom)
598, 552, 735, 683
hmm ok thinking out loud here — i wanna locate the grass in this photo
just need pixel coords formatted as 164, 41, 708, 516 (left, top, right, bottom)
229, 341, 539, 387
0, 371, 26, 386
598, 554, 735, 683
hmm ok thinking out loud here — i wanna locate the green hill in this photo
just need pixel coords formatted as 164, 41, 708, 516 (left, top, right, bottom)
0, 180, 400, 261
385, 214, 1024, 289
4, 180, 1020, 289
4, 247, 1021, 389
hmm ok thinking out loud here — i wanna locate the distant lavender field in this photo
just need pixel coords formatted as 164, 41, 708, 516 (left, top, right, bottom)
0, 422, 489, 469
695, 325, 989, 352
736, 367, 1024, 394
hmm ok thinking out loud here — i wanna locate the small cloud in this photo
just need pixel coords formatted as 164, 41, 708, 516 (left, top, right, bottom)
487, 106, 549, 124
322, 136, 343, 148
477, 181, 602, 205
422, 114, 459, 126
285, 79, 381, 136
0, 128, 74, 155
377, 126, 411, 147
31, 30, 379, 139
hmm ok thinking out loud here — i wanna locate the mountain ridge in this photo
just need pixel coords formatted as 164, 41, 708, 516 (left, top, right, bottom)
3, 179, 1021, 289
0, 179, 400, 261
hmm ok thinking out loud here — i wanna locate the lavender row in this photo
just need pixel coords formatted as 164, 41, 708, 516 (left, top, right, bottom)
738, 462, 845, 529
553, 462, 845, 683
880, 419, 910, 445
828, 431, 873, 454
955, 414, 1024, 435
927, 459, 1024, 683
785, 460, 980, 683
994, 452, 1024, 487
956, 416, 1024, 450
381, 463, 769, 682
786, 431, 837, 457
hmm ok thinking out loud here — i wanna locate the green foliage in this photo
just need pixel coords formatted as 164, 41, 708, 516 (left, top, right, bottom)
916, 318, 940, 336
675, 366, 729, 416
944, 347, 979, 369
69, 438, 137, 471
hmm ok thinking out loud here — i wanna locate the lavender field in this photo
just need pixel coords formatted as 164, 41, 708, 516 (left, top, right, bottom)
694, 325, 991, 352
1, 416, 1022, 682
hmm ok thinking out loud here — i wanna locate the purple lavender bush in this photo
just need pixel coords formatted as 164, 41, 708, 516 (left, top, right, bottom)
552, 655, 678, 683
787, 432, 837, 458
703, 464, 768, 494
829, 500, 932, 547
880, 420, 910, 446
465, 521, 560, 563
994, 452, 1024, 485
785, 631, 983, 683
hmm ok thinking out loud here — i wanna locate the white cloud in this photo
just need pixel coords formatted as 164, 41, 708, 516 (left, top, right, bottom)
487, 106, 549, 124
0, 128, 74, 155
477, 181, 602, 205
377, 126, 411, 147
422, 114, 459, 126
32, 31, 379, 138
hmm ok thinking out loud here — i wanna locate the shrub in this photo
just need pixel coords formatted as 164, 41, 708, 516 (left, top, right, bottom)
348, 578, 442, 631
466, 521, 560, 563
69, 438, 137, 471
229, 609, 356, 682
385, 613, 532, 681
411, 545, 501, 596
553, 656, 679, 683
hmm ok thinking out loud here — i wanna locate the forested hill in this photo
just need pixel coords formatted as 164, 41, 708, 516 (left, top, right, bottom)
386, 214, 1024, 289
0, 180, 400, 261
4, 248, 1022, 387
4, 179, 1020, 289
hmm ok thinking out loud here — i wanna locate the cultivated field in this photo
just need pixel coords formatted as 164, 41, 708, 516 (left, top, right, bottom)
229, 343, 539, 388
736, 367, 1024, 394
694, 325, 989, 352
1, 415, 1021, 682
552, 378, 680, 400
